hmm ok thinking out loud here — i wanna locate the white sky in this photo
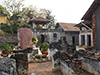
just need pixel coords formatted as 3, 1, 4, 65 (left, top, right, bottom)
0, 0, 94, 23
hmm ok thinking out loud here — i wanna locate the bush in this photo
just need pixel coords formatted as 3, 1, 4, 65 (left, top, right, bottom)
35, 54, 41, 59
39, 42, 49, 52
42, 54, 47, 58
0, 43, 13, 54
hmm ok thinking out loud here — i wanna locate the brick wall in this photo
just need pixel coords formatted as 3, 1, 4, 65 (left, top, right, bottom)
92, 14, 96, 48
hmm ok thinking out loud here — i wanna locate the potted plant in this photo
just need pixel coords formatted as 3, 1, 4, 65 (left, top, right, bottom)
39, 42, 49, 55
32, 36, 38, 48
42, 54, 47, 61
0, 43, 13, 54
35, 54, 41, 61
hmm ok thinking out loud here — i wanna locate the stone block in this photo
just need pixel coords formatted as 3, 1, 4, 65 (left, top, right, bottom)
19, 28, 33, 49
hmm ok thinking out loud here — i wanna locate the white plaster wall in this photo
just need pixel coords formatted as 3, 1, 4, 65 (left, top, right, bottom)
48, 48, 58, 60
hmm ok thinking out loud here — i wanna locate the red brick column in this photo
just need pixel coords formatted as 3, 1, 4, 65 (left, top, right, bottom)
92, 14, 96, 48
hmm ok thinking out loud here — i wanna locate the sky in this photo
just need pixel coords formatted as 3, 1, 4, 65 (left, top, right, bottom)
0, 0, 94, 23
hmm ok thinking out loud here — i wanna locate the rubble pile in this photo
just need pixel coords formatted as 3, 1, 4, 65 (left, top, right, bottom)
0, 57, 17, 75
52, 36, 100, 75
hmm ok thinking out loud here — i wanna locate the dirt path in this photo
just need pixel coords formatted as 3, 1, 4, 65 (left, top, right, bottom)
28, 61, 63, 75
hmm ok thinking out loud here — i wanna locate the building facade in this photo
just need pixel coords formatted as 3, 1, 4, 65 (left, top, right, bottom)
29, 17, 79, 45
75, 0, 100, 50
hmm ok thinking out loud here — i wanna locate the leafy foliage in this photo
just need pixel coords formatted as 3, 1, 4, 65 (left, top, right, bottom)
0, 5, 10, 16
0, 43, 13, 54
39, 42, 49, 52
1, 23, 17, 34
1, 0, 56, 34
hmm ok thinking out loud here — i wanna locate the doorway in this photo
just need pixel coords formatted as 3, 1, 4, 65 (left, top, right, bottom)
41, 35, 45, 43
38, 34, 45, 46
87, 35, 91, 46
72, 36, 75, 44
81, 35, 85, 45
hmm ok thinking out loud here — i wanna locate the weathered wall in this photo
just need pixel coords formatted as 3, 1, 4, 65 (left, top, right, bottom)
0, 34, 17, 45
79, 57, 100, 75
10, 47, 33, 75
94, 5, 100, 50
32, 29, 79, 45
65, 31, 79, 45
60, 60, 76, 75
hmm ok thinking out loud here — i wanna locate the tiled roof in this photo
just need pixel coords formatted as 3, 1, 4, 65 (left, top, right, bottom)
29, 17, 51, 24
57, 22, 80, 31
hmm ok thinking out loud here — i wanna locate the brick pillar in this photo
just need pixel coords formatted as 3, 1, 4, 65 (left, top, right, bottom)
92, 14, 96, 48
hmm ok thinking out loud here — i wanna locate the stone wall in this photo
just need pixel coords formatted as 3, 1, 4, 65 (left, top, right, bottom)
0, 57, 17, 75
0, 34, 17, 45
32, 29, 79, 45
52, 51, 82, 75
10, 47, 33, 75
60, 60, 76, 75
79, 56, 100, 75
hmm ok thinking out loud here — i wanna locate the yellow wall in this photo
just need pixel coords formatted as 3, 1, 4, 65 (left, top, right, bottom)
0, 15, 10, 25
0, 15, 7, 24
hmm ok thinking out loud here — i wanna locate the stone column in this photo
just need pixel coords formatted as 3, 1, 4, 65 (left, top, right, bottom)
79, 34, 81, 47
91, 33, 93, 46
85, 34, 87, 48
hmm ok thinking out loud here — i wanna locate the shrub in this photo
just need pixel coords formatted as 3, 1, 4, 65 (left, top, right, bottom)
42, 54, 47, 58
35, 54, 41, 59
39, 42, 49, 52
0, 43, 13, 54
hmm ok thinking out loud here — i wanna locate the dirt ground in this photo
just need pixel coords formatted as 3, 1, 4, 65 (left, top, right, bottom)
28, 61, 93, 75
28, 61, 63, 75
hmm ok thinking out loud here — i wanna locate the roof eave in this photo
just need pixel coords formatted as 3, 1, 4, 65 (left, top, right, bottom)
81, 0, 100, 20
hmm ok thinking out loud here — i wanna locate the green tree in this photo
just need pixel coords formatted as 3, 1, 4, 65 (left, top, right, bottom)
3, 0, 56, 34
4, 0, 25, 34
0, 5, 10, 16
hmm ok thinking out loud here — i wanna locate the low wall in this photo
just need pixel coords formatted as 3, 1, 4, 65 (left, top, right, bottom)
60, 60, 76, 75
79, 57, 100, 75
0, 34, 17, 45
10, 47, 33, 75
52, 51, 82, 75
52, 58, 60, 72
48, 48, 58, 60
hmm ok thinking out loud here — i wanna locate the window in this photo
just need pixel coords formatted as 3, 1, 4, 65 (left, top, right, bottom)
53, 33, 57, 38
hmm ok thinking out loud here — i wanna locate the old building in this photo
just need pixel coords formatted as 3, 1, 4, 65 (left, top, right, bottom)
55, 22, 79, 45
0, 14, 10, 26
29, 17, 79, 45
75, 0, 100, 50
